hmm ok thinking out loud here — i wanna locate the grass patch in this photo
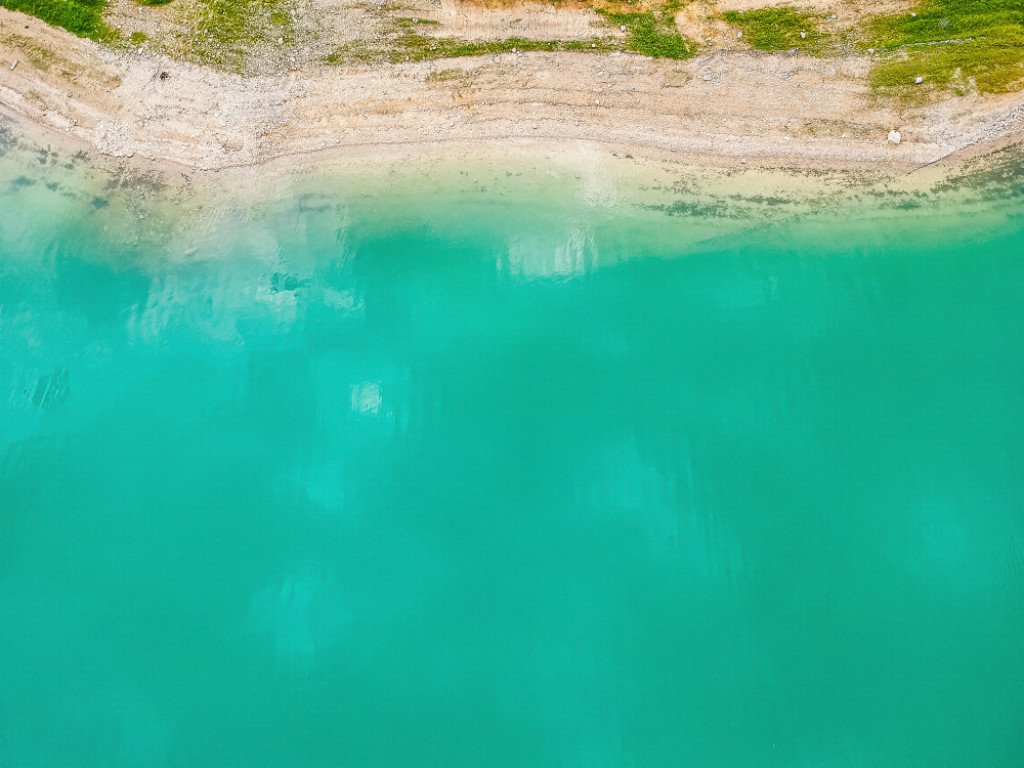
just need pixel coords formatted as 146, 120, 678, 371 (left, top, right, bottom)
328, 34, 619, 66
425, 67, 476, 82
871, 40, 1024, 93
392, 16, 439, 27
599, 10, 696, 59
868, 0, 1024, 95
869, 0, 1024, 49
390, 35, 618, 63
0, 0, 115, 40
177, 0, 293, 70
721, 7, 825, 53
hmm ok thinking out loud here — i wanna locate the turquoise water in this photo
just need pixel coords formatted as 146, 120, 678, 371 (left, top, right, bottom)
2, 147, 1024, 767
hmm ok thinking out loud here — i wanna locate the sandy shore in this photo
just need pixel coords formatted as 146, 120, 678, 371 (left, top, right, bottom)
2, 4, 1024, 185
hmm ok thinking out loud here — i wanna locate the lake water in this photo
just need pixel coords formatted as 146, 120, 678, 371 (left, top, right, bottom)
2, 139, 1023, 767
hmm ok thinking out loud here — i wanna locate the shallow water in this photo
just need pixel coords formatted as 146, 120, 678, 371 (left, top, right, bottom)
2, 143, 1024, 767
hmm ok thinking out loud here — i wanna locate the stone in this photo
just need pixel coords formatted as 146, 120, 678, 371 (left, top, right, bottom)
888, 130, 902, 144
914, 76, 924, 84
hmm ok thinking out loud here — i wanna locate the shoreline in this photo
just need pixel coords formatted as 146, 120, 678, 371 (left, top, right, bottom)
4, 9, 1024, 169
2, 6, 1024, 195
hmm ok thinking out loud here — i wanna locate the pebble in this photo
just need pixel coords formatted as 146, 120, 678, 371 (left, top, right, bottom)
737, 31, 744, 39
914, 76, 924, 84
888, 130, 902, 144
800, 31, 807, 39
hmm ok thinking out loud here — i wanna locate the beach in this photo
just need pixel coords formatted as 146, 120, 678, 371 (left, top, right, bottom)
3, 2, 1024, 184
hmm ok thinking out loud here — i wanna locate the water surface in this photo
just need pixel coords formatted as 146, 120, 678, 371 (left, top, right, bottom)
2, 144, 1023, 767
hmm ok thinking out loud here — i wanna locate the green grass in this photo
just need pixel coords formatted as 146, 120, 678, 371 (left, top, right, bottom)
870, 0, 1024, 48
599, 10, 696, 60
721, 7, 824, 53
181, 0, 292, 69
0, 0, 115, 40
868, 0, 1024, 95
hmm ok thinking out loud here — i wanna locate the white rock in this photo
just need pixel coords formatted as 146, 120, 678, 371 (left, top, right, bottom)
620, 25, 627, 32
737, 31, 743, 39
800, 31, 807, 39
868, 48, 875, 54
888, 130, 902, 144
914, 76, 924, 84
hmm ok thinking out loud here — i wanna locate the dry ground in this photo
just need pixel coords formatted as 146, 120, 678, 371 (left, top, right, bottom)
1, 1, 1023, 174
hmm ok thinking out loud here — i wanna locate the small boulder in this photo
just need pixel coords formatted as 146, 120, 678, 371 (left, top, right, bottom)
914, 76, 924, 84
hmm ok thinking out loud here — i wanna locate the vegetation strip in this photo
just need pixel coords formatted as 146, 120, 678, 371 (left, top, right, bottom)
868, 0, 1024, 95
0, 0, 113, 40
720, 7, 825, 53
